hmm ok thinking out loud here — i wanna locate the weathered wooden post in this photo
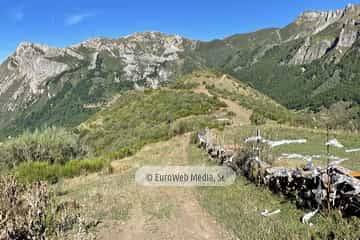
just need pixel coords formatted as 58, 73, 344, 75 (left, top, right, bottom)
326, 125, 331, 213
256, 128, 261, 160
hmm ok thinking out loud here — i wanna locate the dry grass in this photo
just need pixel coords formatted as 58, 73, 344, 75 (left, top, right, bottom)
56, 135, 232, 240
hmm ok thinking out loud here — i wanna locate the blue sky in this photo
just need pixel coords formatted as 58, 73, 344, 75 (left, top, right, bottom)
1, 0, 360, 61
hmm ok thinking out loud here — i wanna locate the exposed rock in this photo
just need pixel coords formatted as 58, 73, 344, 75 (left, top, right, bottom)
88, 52, 99, 70
0, 32, 196, 113
74, 32, 197, 88
289, 37, 332, 64
296, 10, 344, 36
0, 42, 84, 111
288, 4, 360, 64
337, 28, 359, 48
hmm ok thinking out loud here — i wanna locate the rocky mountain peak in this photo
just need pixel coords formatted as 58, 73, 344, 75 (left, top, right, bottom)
295, 9, 343, 36
0, 31, 198, 113
288, 4, 360, 65
124, 31, 183, 42
73, 31, 191, 52
296, 4, 360, 28
70, 31, 197, 88
0, 41, 85, 111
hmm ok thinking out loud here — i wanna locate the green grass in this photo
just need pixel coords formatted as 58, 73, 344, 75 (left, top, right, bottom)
207, 80, 316, 127
215, 124, 360, 171
142, 199, 173, 219
79, 89, 226, 159
0, 127, 85, 169
13, 158, 106, 184
110, 203, 132, 221
188, 143, 360, 240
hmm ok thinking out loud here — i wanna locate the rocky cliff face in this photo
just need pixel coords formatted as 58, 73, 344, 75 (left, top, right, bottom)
289, 37, 332, 65
0, 32, 197, 113
289, 4, 360, 64
72, 32, 197, 88
0, 43, 83, 111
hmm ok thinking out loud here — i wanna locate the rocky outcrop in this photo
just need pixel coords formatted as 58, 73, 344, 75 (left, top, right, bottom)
294, 10, 343, 38
0, 32, 196, 113
289, 37, 333, 65
73, 32, 197, 88
0, 43, 83, 111
0, 4, 359, 121
337, 28, 359, 48
288, 4, 360, 64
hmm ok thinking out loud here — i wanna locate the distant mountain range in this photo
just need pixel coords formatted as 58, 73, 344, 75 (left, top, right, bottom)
1, 3, 360, 137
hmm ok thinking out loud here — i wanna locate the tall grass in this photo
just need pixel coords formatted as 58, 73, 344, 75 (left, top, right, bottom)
14, 158, 106, 184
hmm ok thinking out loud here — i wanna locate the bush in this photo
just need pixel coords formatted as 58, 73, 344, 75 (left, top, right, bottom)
14, 158, 106, 184
168, 116, 225, 136
79, 90, 225, 157
170, 81, 199, 90
250, 111, 266, 125
0, 127, 86, 169
0, 176, 98, 238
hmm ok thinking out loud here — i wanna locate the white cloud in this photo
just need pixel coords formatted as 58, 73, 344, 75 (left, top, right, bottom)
65, 13, 95, 25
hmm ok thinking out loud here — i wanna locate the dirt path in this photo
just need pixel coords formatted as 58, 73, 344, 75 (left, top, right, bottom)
194, 84, 251, 125
219, 97, 251, 125
62, 135, 232, 240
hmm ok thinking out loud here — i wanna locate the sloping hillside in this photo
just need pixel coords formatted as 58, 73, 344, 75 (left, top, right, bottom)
196, 4, 360, 129
78, 88, 226, 159
0, 32, 200, 139
2, 4, 360, 138
177, 70, 317, 127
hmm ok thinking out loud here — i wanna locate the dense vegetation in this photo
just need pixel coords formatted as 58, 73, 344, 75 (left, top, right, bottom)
79, 89, 226, 159
0, 88, 227, 183
14, 158, 106, 183
0, 61, 135, 140
0, 127, 107, 183
194, 24, 360, 129
0, 127, 85, 170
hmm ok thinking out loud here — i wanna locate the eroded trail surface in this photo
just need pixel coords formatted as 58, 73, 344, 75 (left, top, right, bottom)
59, 135, 232, 240
194, 84, 251, 126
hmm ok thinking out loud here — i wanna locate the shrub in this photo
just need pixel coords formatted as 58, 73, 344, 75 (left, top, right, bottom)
0, 127, 86, 169
170, 81, 199, 90
168, 116, 225, 136
14, 158, 106, 184
0, 176, 97, 238
250, 111, 266, 125
79, 90, 225, 157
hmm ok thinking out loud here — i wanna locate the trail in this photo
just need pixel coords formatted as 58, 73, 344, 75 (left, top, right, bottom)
194, 82, 252, 125
60, 135, 232, 240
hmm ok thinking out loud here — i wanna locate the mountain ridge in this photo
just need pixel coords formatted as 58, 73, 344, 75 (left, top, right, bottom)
1, 3, 360, 137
